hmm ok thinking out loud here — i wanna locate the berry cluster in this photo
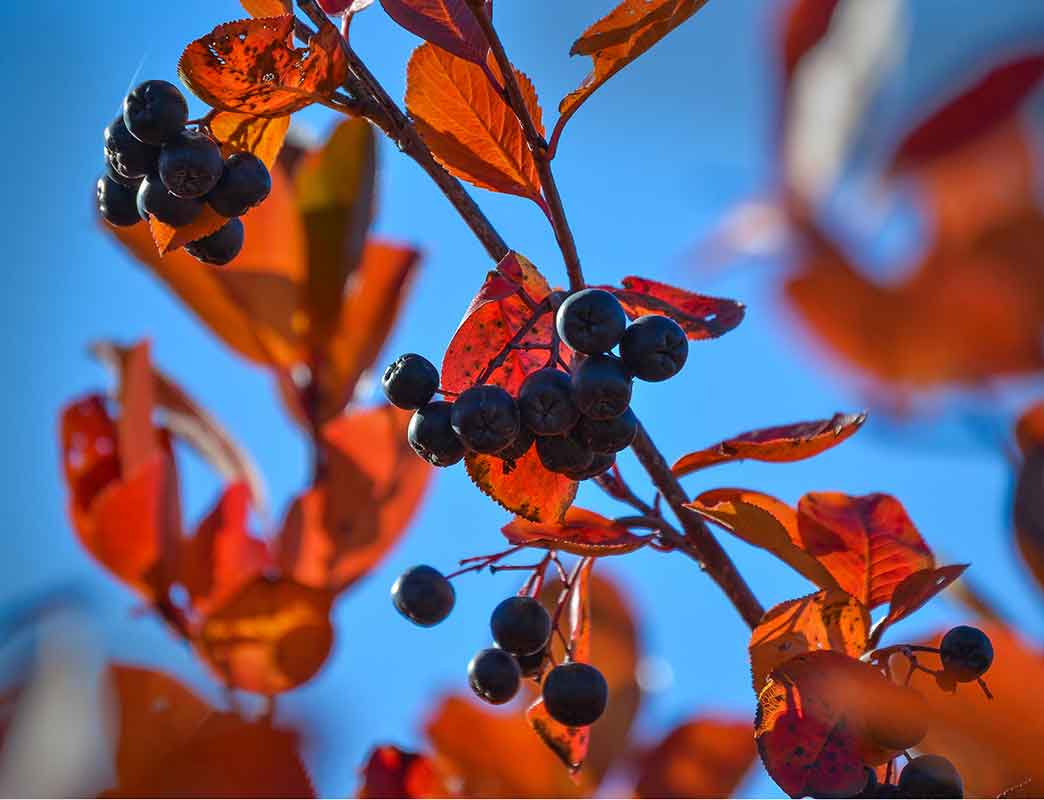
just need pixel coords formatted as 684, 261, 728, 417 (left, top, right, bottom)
857, 755, 964, 798
383, 288, 688, 480
97, 80, 271, 265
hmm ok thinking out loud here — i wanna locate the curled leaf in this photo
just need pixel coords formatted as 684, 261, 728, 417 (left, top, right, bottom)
597, 276, 745, 340
502, 508, 649, 556
868, 564, 968, 646
379, 0, 489, 64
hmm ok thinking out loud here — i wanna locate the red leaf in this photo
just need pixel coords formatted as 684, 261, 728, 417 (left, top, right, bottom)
466, 446, 577, 524
148, 205, 231, 257
61, 395, 121, 539
501, 507, 649, 556
358, 746, 448, 798
115, 340, 158, 476
635, 716, 756, 798
240, 0, 291, 15
868, 564, 968, 646
597, 276, 745, 340
1015, 402, 1044, 457
379, 0, 489, 64
672, 412, 866, 477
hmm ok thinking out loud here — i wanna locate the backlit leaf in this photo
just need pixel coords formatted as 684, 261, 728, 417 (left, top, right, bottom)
149, 206, 231, 256
241, 0, 291, 15
635, 716, 756, 798
379, 0, 489, 64
868, 564, 968, 646
597, 276, 745, 340
466, 446, 577, 524
406, 44, 544, 201
60, 395, 121, 540
179, 16, 348, 116
501, 507, 650, 556
210, 110, 290, 169
113, 340, 158, 476
358, 746, 448, 798
672, 412, 866, 477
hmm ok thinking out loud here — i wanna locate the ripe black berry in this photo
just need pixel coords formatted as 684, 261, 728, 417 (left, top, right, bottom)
490, 596, 552, 656
939, 625, 993, 682
382, 353, 439, 410
571, 354, 632, 420
516, 647, 547, 678
536, 432, 594, 474
207, 153, 272, 217
123, 80, 189, 145
467, 648, 521, 705
450, 385, 520, 454
498, 424, 534, 463
97, 175, 141, 227
518, 368, 579, 436
104, 114, 158, 180
105, 159, 142, 189
542, 662, 608, 727
620, 314, 688, 382
556, 289, 627, 355
137, 173, 203, 227
576, 407, 637, 453
408, 401, 466, 467
563, 451, 615, 481
897, 755, 963, 799
391, 564, 455, 626
158, 130, 224, 199
185, 218, 245, 265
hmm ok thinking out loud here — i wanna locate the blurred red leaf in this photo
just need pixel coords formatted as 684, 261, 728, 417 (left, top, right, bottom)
210, 110, 290, 169
241, 0, 291, 15
868, 564, 968, 647
379, 0, 489, 64
672, 412, 865, 477
114, 340, 158, 475
635, 716, 756, 798
501, 508, 650, 556
179, 16, 348, 116
597, 276, 745, 340
1015, 402, 1044, 457
61, 395, 121, 540
1013, 448, 1044, 594
358, 746, 449, 798
406, 44, 544, 201
466, 445, 577, 524
149, 205, 232, 256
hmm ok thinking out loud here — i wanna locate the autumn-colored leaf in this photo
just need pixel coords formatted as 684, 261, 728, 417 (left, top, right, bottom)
502, 507, 650, 556
748, 589, 869, 694
597, 276, 745, 340
379, 0, 489, 64
406, 44, 544, 202
1015, 402, 1044, 457
60, 395, 122, 540
210, 110, 290, 169
195, 575, 334, 694
797, 492, 934, 610
635, 717, 756, 798
149, 205, 232, 256
276, 405, 432, 592
358, 746, 449, 798
867, 564, 968, 647
559, 0, 711, 134
467, 446, 577, 524
111, 340, 158, 477
672, 412, 866, 477
1013, 448, 1044, 594
241, 0, 291, 16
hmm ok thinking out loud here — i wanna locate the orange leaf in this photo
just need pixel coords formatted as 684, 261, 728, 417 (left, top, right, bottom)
635, 716, 756, 798
1013, 449, 1044, 595
358, 746, 449, 798
240, 0, 291, 15
502, 507, 649, 556
868, 564, 968, 647
114, 340, 158, 475
276, 405, 432, 592
195, 575, 334, 694
379, 0, 489, 64
749, 589, 870, 694
796, 492, 934, 610
467, 446, 577, 524
672, 412, 866, 477
149, 205, 231, 256
210, 110, 290, 169
61, 395, 121, 539
1015, 402, 1044, 457
559, 0, 711, 134
179, 16, 348, 117
598, 276, 745, 340
406, 44, 544, 201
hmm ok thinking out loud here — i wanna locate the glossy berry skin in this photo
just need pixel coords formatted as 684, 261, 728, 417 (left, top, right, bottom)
897, 755, 963, 799
159, 130, 224, 199
185, 218, 244, 265
571, 354, 633, 420
620, 314, 688, 382
97, 175, 141, 227
536, 432, 594, 474
939, 625, 993, 682
104, 114, 158, 180
468, 648, 521, 705
207, 153, 272, 217
563, 451, 615, 482
408, 401, 466, 467
542, 662, 608, 727
490, 596, 552, 656
518, 368, 579, 436
123, 80, 189, 145
576, 407, 637, 453
105, 158, 142, 189
382, 353, 439, 410
451, 385, 520, 454
391, 565, 455, 627
498, 424, 534, 463
137, 173, 203, 227
556, 289, 627, 355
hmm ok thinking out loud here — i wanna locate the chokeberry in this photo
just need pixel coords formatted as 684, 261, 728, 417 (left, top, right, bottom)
619, 314, 689, 382
450, 385, 520, 454
123, 80, 189, 145
576, 407, 637, 453
105, 158, 142, 189
498, 424, 535, 463
382, 353, 439, 410
516, 647, 547, 679
939, 625, 993, 683
563, 451, 615, 481
137, 173, 203, 227
391, 564, 455, 626
159, 129, 224, 199
556, 288, 627, 355
408, 401, 466, 467
536, 432, 594, 474
207, 153, 272, 217
185, 218, 244, 265
518, 368, 579, 436
490, 596, 552, 656
97, 175, 141, 227
542, 662, 608, 727
104, 114, 158, 180
897, 755, 963, 799
571, 354, 632, 420
467, 648, 521, 705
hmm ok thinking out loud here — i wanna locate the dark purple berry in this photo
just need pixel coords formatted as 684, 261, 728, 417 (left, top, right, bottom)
159, 129, 224, 199
137, 173, 203, 227
104, 114, 158, 180
207, 153, 272, 217
391, 565, 455, 626
97, 175, 141, 227
556, 288, 627, 355
468, 648, 521, 705
185, 218, 244, 265
563, 452, 615, 481
516, 647, 547, 679
619, 314, 689, 382
450, 385, 520, 454
576, 407, 637, 453
542, 662, 608, 727
897, 755, 963, 798
408, 401, 466, 467
571, 354, 632, 420
498, 424, 535, 463
536, 432, 594, 474
490, 596, 552, 656
105, 158, 142, 189
939, 625, 993, 683
382, 354, 439, 410
123, 80, 189, 145
518, 368, 579, 436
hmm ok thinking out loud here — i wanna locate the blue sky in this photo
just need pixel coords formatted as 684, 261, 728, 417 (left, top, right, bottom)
3, 0, 1044, 796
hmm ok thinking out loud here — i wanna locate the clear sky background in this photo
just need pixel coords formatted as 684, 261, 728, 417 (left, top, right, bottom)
3, 0, 1044, 796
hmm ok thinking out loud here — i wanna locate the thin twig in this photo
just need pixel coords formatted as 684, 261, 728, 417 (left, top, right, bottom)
473, 299, 552, 385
